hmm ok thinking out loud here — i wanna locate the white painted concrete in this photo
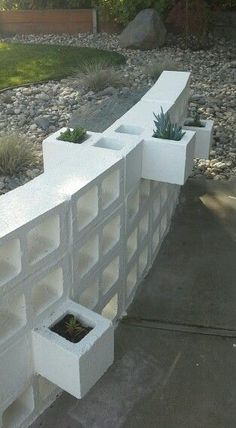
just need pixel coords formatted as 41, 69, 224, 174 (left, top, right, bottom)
183, 119, 213, 159
0, 71, 201, 428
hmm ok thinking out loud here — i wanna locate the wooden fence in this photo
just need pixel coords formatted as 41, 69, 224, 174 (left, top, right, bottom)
0, 9, 97, 34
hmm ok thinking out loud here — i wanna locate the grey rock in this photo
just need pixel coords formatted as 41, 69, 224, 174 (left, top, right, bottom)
34, 116, 51, 130
119, 9, 166, 50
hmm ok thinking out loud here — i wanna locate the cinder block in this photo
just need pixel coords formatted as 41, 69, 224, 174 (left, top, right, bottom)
73, 230, 100, 281
0, 183, 70, 291
32, 300, 114, 399
42, 128, 101, 171
126, 227, 138, 263
101, 293, 119, 321
101, 206, 124, 257
90, 132, 143, 194
126, 186, 140, 230
74, 277, 100, 311
0, 334, 33, 409
140, 179, 151, 209
0, 238, 21, 290
0, 288, 27, 347
1, 385, 35, 428
139, 211, 150, 244
117, 100, 173, 135
142, 71, 191, 104
101, 256, 120, 296
184, 119, 213, 159
126, 262, 138, 300
37, 376, 58, 403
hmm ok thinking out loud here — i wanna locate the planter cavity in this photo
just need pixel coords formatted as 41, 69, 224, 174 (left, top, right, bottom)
33, 300, 114, 399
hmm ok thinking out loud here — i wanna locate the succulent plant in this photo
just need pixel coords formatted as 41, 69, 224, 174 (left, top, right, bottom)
65, 316, 86, 338
57, 127, 87, 144
153, 107, 185, 141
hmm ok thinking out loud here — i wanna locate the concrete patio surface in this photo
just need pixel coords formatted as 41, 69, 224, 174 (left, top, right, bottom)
31, 177, 236, 428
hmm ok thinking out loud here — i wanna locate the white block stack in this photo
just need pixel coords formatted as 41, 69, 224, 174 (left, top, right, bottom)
0, 71, 192, 428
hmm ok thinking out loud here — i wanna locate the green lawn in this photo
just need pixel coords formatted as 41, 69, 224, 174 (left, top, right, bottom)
0, 42, 126, 90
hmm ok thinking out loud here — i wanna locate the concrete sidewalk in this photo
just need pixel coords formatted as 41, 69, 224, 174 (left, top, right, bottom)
31, 178, 236, 428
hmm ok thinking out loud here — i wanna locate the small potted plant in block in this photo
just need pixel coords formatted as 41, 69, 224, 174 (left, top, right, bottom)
184, 110, 213, 159
57, 127, 88, 144
141, 107, 196, 185
33, 300, 114, 399
42, 127, 101, 169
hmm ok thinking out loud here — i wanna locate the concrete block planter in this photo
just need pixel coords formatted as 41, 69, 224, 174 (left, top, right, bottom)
32, 300, 114, 399
42, 128, 101, 171
183, 119, 213, 159
141, 130, 196, 185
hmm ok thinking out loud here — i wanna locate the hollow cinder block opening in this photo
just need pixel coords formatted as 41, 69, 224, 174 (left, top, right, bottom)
139, 247, 148, 276
127, 264, 138, 298
2, 386, 34, 428
115, 124, 144, 136
152, 227, 160, 253
102, 214, 121, 255
31, 267, 63, 316
94, 137, 126, 151
139, 212, 149, 242
0, 239, 21, 287
102, 169, 120, 210
101, 293, 118, 320
153, 197, 161, 222
102, 257, 119, 295
77, 233, 99, 277
127, 190, 139, 221
76, 186, 99, 232
0, 293, 26, 344
78, 279, 99, 309
140, 179, 150, 204
27, 215, 60, 265
38, 376, 57, 402
127, 228, 138, 262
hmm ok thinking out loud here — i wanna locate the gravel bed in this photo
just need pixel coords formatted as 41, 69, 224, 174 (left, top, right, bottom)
0, 33, 235, 194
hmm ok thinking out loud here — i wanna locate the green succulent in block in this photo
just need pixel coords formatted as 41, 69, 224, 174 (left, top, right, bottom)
153, 107, 185, 141
57, 127, 87, 144
65, 316, 86, 338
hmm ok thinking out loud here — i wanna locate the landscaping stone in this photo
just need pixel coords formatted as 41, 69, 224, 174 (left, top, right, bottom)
119, 9, 166, 50
0, 32, 235, 194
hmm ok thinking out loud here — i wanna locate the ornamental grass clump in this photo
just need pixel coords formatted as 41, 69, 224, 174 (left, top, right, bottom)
153, 107, 185, 141
146, 56, 181, 80
0, 134, 39, 176
80, 59, 126, 92
57, 127, 87, 144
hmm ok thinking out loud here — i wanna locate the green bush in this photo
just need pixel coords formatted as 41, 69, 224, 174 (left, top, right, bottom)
80, 59, 126, 92
145, 55, 181, 80
96, 0, 175, 25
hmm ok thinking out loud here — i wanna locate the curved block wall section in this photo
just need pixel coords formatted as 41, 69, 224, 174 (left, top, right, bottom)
0, 71, 190, 428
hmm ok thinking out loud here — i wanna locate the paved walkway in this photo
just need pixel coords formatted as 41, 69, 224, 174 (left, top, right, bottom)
31, 178, 236, 428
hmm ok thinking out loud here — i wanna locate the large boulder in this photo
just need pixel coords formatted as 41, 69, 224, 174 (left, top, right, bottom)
119, 9, 167, 50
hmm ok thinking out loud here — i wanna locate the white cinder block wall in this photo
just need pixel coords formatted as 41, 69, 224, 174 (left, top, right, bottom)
0, 71, 191, 428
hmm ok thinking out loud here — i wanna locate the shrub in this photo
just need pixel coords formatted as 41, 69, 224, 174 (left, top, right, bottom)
57, 127, 87, 144
95, 0, 175, 26
145, 56, 181, 80
153, 107, 185, 141
80, 60, 126, 92
166, 0, 210, 49
0, 134, 39, 175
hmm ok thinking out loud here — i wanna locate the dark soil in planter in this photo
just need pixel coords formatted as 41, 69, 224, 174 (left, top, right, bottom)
50, 314, 93, 343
